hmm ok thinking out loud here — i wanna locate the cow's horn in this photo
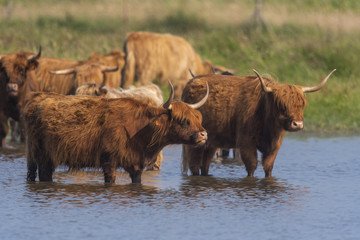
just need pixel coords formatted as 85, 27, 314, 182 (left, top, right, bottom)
189, 69, 195, 78
188, 81, 209, 109
50, 68, 76, 75
211, 64, 216, 74
100, 65, 119, 73
301, 69, 336, 93
27, 46, 42, 61
253, 69, 272, 93
163, 81, 175, 109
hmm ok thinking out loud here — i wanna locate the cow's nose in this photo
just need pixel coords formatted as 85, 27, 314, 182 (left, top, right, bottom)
199, 131, 207, 140
291, 121, 304, 130
7, 83, 18, 93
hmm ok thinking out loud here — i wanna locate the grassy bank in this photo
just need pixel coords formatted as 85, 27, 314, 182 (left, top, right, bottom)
0, 0, 359, 133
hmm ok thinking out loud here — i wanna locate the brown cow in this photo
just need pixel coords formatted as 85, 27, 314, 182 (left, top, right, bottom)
86, 49, 125, 88
0, 49, 41, 147
49, 63, 119, 91
182, 69, 336, 177
24, 83, 209, 184
121, 31, 232, 99
76, 83, 164, 170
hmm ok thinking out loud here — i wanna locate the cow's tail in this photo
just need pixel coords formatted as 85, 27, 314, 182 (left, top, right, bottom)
181, 145, 189, 175
121, 39, 135, 89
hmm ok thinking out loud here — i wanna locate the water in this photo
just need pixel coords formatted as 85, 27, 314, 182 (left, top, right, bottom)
0, 136, 359, 240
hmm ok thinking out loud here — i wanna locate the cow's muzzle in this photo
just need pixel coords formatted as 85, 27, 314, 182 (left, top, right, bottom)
288, 121, 304, 131
192, 131, 208, 146
7, 83, 19, 96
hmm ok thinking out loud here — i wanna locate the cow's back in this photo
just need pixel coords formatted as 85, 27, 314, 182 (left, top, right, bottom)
35, 57, 81, 95
182, 74, 265, 147
124, 32, 201, 86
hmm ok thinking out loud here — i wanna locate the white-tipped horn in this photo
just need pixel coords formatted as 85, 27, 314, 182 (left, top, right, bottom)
253, 69, 272, 93
27, 46, 41, 61
188, 81, 209, 109
162, 81, 175, 109
100, 65, 119, 73
301, 69, 336, 93
50, 68, 76, 75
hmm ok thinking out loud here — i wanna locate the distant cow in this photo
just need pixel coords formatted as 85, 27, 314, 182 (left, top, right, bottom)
86, 49, 125, 88
76, 83, 164, 170
121, 31, 232, 99
182, 69, 336, 177
49, 63, 119, 91
24, 83, 209, 184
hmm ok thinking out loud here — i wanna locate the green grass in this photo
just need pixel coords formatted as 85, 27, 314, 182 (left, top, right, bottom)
0, 0, 359, 134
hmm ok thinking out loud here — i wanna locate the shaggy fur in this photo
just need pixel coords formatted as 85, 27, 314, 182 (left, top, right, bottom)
75, 83, 164, 170
24, 92, 206, 183
182, 73, 312, 177
121, 31, 232, 99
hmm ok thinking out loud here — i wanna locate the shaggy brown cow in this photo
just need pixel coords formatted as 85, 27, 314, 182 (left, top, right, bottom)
76, 83, 164, 170
24, 83, 209, 184
121, 31, 232, 99
86, 49, 125, 88
0, 49, 41, 146
182, 69, 336, 177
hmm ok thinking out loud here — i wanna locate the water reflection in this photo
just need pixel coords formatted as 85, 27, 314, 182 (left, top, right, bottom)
180, 175, 308, 208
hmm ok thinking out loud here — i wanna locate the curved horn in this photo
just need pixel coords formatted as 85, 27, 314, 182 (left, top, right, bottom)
188, 81, 209, 109
50, 68, 76, 75
100, 65, 119, 73
253, 69, 272, 93
301, 69, 336, 93
189, 69, 195, 78
27, 46, 42, 61
211, 64, 216, 74
162, 81, 175, 109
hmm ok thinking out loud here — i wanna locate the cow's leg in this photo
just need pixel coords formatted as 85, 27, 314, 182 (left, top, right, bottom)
27, 158, 37, 181
262, 151, 278, 177
262, 135, 284, 177
0, 115, 9, 148
38, 158, 54, 181
129, 169, 142, 184
238, 145, 258, 177
101, 153, 116, 183
182, 145, 204, 176
9, 119, 17, 143
200, 146, 217, 176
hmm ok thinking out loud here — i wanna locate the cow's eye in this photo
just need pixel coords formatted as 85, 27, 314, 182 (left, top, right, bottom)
180, 119, 190, 127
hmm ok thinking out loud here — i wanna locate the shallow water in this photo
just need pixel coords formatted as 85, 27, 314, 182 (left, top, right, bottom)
0, 136, 359, 240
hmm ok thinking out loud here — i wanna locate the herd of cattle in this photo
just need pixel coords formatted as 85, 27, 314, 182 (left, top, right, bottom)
0, 31, 336, 184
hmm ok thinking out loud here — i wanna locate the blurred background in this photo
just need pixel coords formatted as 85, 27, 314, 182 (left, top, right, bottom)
1, 0, 359, 133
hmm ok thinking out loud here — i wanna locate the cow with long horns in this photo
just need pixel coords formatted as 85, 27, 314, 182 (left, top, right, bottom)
24, 82, 209, 184
182, 69, 336, 177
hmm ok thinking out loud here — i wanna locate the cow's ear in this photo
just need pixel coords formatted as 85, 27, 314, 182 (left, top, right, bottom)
27, 59, 39, 71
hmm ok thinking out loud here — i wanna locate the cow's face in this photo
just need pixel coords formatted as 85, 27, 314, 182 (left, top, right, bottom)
272, 85, 307, 132
165, 102, 207, 145
75, 65, 104, 86
254, 69, 335, 132
0, 51, 40, 96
